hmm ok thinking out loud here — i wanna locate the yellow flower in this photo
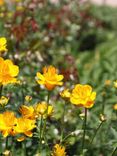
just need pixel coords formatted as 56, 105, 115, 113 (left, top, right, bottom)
0, 37, 7, 53
34, 102, 54, 118
70, 84, 96, 108
36, 66, 64, 90
0, 0, 4, 6
114, 80, 117, 88
25, 95, 32, 102
113, 104, 117, 110
51, 144, 67, 156
0, 111, 17, 137
0, 96, 9, 107
14, 117, 36, 138
105, 80, 111, 86
19, 105, 36, 119
3, 150, 11, 156
0, 57, 19, 85
60, 89, 71, 100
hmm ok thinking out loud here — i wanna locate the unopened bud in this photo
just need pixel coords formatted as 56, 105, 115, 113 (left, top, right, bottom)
100, 114, 106, 122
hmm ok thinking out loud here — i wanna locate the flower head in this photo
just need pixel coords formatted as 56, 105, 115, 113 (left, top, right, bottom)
25, 95, 32, 102
51, 144, 67, 156
105, 80, 111, 86
70, 84, 96, 108
36, 66, 64, 90
0, 37, 7, 53
14, 117, 36, 137
0, 111, 17, 137
34, 101, 54, 118
19, 105, 36, 120
60, 89, 71, 100
0, 57, 19, 85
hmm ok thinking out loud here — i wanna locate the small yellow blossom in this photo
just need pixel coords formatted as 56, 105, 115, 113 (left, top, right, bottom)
70, 84, 96, 108
25, 95, 32, 102
0, 96, 9, 107
36, 66, 64, 90
51, 144, 67, 156
34, 102, 54, 118
14, 117, 36, 138
0, 37, 7, 53
19, 105, 36, 120
113, 104, 117, 110
0, 111, 17, 137
0, 57, 19, 85
60, 89, 71, 100
114, 80, 117, 88
105, 80, 111, 86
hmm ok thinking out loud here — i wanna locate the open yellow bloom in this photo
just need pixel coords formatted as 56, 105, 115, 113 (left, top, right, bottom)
51, 144, 67, 156
36, 66, 64, 90
0, 57, 19, 85
14, 117, 36, 137
19, 105, 36, 119
70, 84, 96, 108
60, 89, 71, 100
0, 111, 17, 137
0, 37, 7, 53
34, 102, 54, 118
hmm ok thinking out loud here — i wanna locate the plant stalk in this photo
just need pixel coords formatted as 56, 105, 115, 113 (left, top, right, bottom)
82, 108, 87, 153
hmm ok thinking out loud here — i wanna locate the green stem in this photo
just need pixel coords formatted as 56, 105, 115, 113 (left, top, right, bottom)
111, 147, 117, 156
22, 141, 26, 156
47, 91, 50, 104
61, 132, 74, 143
90, 121, 103, 145
0, 85, 3, 97
102, 102, 105, 115
5, 137, 9, 150
60, 102, 66, 143
82, 108, 87, 153
42, 91, 51, 143
39, 115, 43, 152
102, 89, 106, 114
42, 91, 50, 136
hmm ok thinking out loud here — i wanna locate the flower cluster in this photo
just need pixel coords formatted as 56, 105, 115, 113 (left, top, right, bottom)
0, 110, 36, 140
60, 84, 96, 109
0, 101, 53, 141
0, 37, 98, 155
19, 102, 54, 120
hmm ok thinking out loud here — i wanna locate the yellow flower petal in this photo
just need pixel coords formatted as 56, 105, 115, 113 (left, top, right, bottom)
17, 136, 26, 142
